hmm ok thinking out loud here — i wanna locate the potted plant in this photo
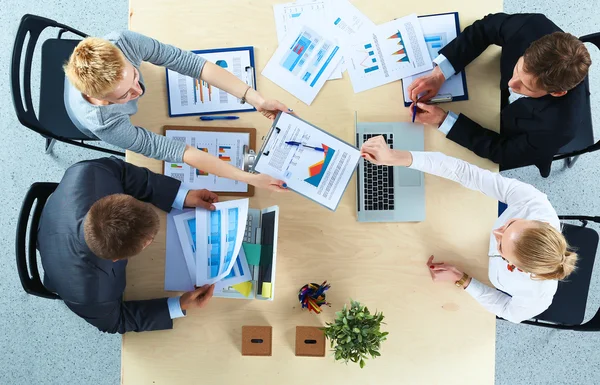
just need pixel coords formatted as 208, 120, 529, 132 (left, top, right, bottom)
323, 300, 388, 368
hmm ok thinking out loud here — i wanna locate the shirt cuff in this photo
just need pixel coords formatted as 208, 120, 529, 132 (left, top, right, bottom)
167, 296, 186, 319
438, 111, 458, 136
464, 277, 487, 298
172, 187, 190, 210
433, 54, 456, 81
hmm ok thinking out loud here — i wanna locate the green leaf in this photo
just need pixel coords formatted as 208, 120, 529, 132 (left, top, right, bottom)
353, 328, 360, 334
346, 336, 351, 343
360, 359, 365, 368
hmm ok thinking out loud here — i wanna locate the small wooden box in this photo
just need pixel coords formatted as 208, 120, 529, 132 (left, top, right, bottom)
241, 326, 272, 356
295, 326, 326, 357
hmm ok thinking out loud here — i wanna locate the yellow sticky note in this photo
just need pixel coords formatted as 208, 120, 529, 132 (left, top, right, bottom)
232, 281, 253, 298
261, 282, 272, 299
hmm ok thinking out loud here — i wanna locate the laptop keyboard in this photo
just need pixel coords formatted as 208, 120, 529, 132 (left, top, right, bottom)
244, 216, 253, 243
362, 134, 395, 211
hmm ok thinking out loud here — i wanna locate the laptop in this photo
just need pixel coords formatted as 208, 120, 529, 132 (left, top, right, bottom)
355, 116, 425, 222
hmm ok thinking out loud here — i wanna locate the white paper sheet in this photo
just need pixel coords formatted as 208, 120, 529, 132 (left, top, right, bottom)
254, 113, 361, 210
402, 13, 467, 104
195, 198, 249, 285
166, 209, 253, 295
165, 209, 195, 292
164, 130, 250, 193
166, 49, 255, 116
273, 0, 342, 80
346, 13, 433, 93
262, 23, 344, 105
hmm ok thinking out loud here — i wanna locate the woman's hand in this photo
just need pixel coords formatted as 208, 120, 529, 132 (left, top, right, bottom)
426, 255, 463, 283
256, 99, 293, 120
248, 173, 288, 192
361, 136, 404, 166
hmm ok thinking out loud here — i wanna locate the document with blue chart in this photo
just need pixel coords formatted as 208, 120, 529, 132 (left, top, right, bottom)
402, 12, 468, 106
172, 198, 249, 286
253, 113, 361, 211
262, 22, 343, 105
346, 13, 432, 93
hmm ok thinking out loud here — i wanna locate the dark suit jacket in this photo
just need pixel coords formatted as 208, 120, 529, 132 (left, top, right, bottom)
38, 157, 180, 334
439, 13, 590, 176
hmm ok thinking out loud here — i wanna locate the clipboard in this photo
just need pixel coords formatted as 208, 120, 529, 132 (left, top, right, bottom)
253, 113, 362, 211
402, 12, 469, 106
162, 125, 256, 197
165, 46, 257, 117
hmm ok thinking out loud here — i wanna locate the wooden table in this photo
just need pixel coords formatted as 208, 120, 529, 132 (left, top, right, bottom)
124, 1, 502, 384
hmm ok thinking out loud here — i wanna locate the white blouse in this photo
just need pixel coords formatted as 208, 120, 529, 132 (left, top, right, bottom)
409, 151, 560, 323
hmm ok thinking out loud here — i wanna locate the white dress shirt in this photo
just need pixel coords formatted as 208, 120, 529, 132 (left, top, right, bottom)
434, 54, 528, 135
409, 151, 560, 323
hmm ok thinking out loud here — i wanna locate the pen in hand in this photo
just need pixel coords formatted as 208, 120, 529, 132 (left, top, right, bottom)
412, 98, 420, 123
285, 141, 325, 152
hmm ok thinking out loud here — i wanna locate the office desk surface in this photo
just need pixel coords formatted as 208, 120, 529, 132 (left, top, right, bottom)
124, 1, 501, 384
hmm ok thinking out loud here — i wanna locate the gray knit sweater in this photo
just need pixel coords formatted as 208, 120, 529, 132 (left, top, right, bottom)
64, 31, 206, 162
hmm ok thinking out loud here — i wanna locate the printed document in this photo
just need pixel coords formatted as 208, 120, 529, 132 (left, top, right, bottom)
262, 23, 343, 105
173, 199, 249, 285
347, 13, 432, 93
253, 113, 360, 210
402, 12, 467, 104
166, 48, 255, 116
273, 0, 342, 79
164, 130, 250, 193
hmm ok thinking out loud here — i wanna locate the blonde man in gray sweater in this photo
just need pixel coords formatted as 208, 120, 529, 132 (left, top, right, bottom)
65, 31, 290, 191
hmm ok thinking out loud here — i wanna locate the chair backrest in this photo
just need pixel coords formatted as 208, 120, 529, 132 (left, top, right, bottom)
10, 14, 87, 138
533, 222, 598, 325
553, 33, 600, 160
15, 182, 60, 299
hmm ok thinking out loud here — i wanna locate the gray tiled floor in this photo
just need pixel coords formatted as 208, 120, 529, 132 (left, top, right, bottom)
1, 1, 599, 384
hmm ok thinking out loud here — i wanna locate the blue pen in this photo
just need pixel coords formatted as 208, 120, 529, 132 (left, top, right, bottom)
412, 99, 420, 123
199, 116, 239, 121
285, 141, 325, 152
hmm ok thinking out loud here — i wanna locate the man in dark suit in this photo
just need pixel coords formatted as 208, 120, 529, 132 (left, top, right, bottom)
407, 13, 591, 176
38, 157, 218, 334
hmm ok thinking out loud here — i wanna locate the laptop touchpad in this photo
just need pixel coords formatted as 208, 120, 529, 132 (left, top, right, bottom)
397, 167, 421, 186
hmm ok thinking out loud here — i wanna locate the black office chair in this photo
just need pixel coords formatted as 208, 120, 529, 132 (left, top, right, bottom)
508, 215, 600, 330
544, 33, 600, 176
16, 182, 60, 299
10, 14, 124, 156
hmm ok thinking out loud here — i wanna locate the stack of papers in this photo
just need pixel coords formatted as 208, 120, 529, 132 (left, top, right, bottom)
263, 0, 451, 104
171, 198, 254, 297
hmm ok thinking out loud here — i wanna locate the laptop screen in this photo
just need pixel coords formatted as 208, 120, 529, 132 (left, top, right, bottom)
257, 211, 276, 295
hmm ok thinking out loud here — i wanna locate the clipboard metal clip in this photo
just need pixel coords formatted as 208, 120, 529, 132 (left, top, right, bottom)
429, 94, 453, 104
243, 145, 256, 173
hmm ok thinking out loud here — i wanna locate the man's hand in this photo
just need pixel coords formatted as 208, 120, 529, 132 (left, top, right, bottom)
180, 284, 215, 311
249, 173, 289, 192
407, 66, 446, 102
409, 102, 448, 127
184, 189, 219, 210
257, 99, 294, 120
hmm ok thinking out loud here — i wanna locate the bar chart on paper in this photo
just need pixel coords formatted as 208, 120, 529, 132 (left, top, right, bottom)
166, 47, 255, 116
164, 130, 250, 192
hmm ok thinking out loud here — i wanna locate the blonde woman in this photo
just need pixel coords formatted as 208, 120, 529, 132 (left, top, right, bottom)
64, 31, 290, 191
361, 136, 577, 323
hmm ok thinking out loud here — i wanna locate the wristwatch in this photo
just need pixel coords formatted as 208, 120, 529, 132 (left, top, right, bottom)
455, 273, 469, 288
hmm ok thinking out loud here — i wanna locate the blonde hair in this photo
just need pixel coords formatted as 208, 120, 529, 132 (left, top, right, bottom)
64, 37, 126, 98
513, 221, 577, 281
